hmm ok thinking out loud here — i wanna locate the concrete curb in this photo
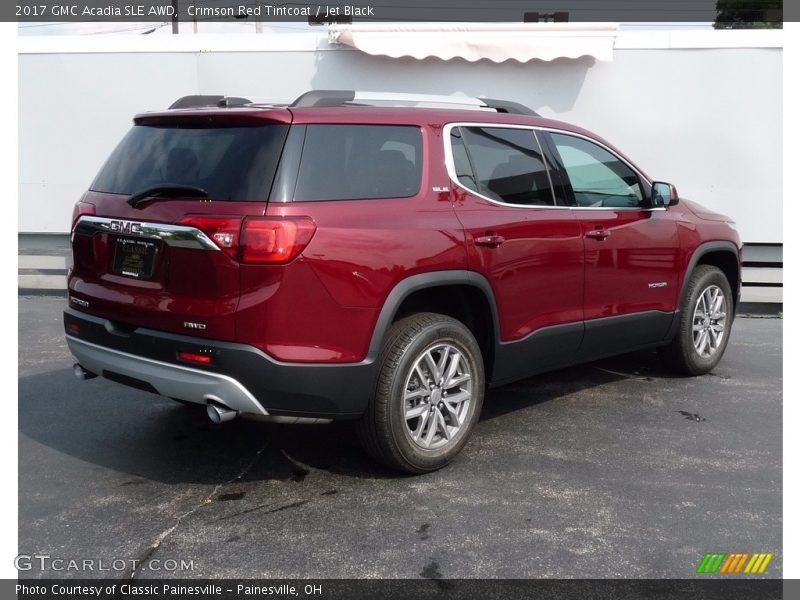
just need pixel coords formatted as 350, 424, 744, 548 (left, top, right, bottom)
18, 254, 68, 292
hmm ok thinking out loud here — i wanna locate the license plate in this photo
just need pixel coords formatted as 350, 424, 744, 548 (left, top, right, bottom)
112, 237, 158, 279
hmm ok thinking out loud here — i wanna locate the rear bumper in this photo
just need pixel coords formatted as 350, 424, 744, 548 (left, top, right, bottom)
67, 336, 269, 415
63, 308, 376, 419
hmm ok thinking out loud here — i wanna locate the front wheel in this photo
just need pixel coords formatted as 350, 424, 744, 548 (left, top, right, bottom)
659, 265, 734, 375
357, 313, 485, 473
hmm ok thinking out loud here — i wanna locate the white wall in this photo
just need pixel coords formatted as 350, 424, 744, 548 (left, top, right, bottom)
18, 32, 782, 243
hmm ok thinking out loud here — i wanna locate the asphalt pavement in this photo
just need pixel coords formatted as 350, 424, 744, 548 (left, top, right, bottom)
18, 296, 782, 579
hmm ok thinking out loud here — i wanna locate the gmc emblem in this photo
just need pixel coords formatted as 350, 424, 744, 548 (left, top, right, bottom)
109, 220, 143, 235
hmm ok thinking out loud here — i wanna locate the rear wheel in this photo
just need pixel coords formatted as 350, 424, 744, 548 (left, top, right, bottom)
357, 313, 484, 473
659, 265, 733, 375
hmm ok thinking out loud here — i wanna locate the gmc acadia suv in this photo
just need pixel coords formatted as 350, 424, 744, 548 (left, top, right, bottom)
65, 90, 741, 473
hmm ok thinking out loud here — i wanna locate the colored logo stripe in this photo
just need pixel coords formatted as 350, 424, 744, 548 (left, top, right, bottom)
733, 553, 750, 574
697, 553, 726, 573
719, 553, 750, 574
697, 552, 773, 574
719, 554, 737, 574
744, 553, 773, 574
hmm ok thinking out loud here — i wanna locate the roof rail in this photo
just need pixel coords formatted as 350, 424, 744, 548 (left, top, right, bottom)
169, 95, 253, 110
290, 90, 355, 108
290, 90, 538, 116
478, 98, 539, 116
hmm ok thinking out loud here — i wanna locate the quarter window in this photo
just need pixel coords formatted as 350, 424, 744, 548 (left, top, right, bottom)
450, 131, 480, 193
549, 133, 643, 208
294, 125, 422, 201
454, 127, 554, 206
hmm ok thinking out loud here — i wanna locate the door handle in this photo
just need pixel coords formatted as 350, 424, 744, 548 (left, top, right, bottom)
475, 234, 506, 248
585, 229, 611, 241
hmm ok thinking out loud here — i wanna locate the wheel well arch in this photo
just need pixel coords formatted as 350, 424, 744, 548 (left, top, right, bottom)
366, 272, 500, 378
687, 249, 741, 308
393, 284, 496, 377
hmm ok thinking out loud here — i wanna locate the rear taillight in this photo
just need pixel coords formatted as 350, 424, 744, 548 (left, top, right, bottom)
71, 201, 95, 230
240, 217, 317, 264
178, 215, 316, 264
178, 216, 242, 260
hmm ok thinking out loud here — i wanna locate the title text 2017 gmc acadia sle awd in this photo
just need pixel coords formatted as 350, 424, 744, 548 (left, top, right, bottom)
65, 91, 741, 473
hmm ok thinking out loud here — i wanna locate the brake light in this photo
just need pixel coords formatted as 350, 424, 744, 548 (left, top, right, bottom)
71, 201, 95, 230
178, 216, 242, 259
240, 217, 317, 264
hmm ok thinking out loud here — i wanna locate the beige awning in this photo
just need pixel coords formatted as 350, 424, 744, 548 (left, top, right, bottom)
328, 22, 619, 63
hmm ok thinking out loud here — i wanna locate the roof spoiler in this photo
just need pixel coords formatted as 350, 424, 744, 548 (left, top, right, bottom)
169, 95, 253, 109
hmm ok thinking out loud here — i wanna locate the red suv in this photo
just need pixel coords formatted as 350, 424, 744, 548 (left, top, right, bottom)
65, 90, 741, 473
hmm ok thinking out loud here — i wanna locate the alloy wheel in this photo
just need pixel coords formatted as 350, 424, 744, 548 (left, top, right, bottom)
692, 284, 728, 358
403, 343, 473, 450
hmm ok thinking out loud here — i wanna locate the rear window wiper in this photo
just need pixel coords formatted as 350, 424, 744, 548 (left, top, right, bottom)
127, 184, 208, 208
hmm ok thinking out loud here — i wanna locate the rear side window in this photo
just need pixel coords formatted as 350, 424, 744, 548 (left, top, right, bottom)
91, 124, 289, 201
457, 127, 553, 206
293, 125, 422, 201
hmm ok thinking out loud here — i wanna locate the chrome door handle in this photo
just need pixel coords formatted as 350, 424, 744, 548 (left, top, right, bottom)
585, 229, 611, 241
475, 234, 506, 248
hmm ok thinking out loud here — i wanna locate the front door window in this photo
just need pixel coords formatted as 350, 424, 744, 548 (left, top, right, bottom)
549, 133, 644, 208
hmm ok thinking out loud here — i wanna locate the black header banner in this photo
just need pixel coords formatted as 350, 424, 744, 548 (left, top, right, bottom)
7, 0, 789, 24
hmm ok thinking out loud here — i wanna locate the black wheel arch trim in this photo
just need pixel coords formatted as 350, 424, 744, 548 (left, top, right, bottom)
366, 270, 501, 362
666, 240, 741, 341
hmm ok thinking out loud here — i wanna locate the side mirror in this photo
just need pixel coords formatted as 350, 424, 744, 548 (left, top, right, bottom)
650, 181, 679, 207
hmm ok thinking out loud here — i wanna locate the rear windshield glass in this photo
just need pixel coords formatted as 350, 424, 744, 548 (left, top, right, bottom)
294, 125, 422, 201
91, 124, 289, 201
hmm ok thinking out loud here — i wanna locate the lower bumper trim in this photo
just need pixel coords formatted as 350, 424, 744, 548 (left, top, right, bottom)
66, 335, 268, 416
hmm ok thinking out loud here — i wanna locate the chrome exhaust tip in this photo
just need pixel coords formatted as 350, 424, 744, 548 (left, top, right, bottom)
206, 402, 237, 424
73, 363, 97, 380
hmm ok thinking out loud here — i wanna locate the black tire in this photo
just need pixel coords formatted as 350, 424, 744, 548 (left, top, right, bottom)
357, 313, 485, 474
659, 265, 734, 375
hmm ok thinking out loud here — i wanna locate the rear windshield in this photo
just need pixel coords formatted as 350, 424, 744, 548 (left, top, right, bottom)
91, 124, 289, 201
294, 125, 422, 201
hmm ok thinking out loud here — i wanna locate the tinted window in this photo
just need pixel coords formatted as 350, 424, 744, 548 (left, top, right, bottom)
294, 125, 422, 201
550, 133, 643, 208
91, 124, 289, 201
459, 127, 553, 206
